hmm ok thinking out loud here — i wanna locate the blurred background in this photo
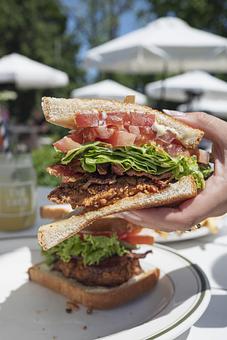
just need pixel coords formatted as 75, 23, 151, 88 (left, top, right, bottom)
1, 0, 227, 187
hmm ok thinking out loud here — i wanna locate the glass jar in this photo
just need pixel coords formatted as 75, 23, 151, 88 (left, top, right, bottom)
0, 154, 37, 231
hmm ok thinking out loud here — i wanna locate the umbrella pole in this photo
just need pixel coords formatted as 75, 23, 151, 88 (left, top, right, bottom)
0, 112, 10, 153
159, 61, 168, 109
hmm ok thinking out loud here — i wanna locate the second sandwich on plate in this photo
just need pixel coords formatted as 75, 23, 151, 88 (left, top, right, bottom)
29, 217, 159, 309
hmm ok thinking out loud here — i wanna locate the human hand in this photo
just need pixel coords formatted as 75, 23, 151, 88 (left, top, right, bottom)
119, 111, 227, 231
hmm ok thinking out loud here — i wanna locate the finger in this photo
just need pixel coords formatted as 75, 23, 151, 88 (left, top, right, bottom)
119, 208, 186, 231
164, 110, 227, 143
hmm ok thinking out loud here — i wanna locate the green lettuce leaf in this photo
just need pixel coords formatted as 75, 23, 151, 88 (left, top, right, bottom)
42, 234, 128, 266
60, 142, 211, 189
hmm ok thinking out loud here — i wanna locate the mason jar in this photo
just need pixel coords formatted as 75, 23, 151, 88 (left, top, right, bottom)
0, 154, 37, 231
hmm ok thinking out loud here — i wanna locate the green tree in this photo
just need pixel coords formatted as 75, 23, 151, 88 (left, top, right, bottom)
71, 0, 158, 93
139, 0, 227, 38
69, 0, 145, 87
72, 0, 134, 48
0, 0, 83, 122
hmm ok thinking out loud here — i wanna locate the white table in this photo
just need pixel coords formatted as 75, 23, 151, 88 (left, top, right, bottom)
1, 187, 227, 340
171, 225, 227, 340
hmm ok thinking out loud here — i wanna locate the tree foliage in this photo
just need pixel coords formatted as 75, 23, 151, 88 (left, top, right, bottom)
72, 0, 134, 48
70, 0, 143, 87
139, 0, 227, 37
0, 0, 83, 122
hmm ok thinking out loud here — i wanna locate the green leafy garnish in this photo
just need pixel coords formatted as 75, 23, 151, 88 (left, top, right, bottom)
42, 234, 128, 266
60, 142, 211, 189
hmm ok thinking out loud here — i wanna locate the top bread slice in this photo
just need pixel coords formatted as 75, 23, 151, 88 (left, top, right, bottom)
41, 97, 203, 149
38, 175, 197, 250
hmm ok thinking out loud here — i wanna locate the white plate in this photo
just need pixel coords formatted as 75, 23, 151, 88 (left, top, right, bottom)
0, 238, 210, 340
151, 217, 225, 243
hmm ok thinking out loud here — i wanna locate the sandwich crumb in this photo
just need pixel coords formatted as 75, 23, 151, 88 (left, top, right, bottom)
65, 301, 80, 313
86, 307, 93, 314
82, 325, 87, 330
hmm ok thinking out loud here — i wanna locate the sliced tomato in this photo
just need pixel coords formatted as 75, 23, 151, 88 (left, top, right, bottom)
124, 234, 154, 245
109, 130, 136, 146
156, 131, 176, 145
106, 112, 124, 127
128, 125, 140, 137
53, 136, 81, 153
131, 112, 155, 126
82, 127, 99, 142
75, 112, 100, 128
135, 126, 156, 145
94, 126, 115, 140
70, 130, 83, 144
165, 143, 190, 157
123, 112, 131, 126
127, 225, 144, 234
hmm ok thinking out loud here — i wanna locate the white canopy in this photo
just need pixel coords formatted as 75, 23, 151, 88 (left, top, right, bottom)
145, 70, 227, 101
178, 94, 227, 119
0, 53, 69, 89
71, 79, 147, 104
85, 17, 227, 74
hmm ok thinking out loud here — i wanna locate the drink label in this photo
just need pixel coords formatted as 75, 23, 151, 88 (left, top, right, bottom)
0, 181, 36, 217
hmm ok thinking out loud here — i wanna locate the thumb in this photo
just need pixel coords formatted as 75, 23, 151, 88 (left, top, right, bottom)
164, 110, 227, 143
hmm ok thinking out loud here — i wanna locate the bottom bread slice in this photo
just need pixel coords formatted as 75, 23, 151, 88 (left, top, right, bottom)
28, 263, 160, 309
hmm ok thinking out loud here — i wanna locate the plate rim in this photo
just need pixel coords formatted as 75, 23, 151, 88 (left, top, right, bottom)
141, 243, 211, 340
0, 237, 211, 340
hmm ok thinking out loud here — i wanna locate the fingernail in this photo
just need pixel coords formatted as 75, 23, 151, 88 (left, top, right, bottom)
163, 109, 186, 117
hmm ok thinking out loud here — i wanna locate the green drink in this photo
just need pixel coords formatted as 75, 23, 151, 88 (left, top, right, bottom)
0, 154, 37, 231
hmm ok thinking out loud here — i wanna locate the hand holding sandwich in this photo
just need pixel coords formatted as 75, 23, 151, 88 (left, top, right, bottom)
121, 111, 227, 231
38, 97, 212, 249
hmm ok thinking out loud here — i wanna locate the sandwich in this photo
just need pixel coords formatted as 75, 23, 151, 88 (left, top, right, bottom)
38, 96, 212, 250
29, 216, 160, 309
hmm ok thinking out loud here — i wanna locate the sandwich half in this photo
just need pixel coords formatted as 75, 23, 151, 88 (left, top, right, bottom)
38, 96, 212, 250
29, 217, 160, 309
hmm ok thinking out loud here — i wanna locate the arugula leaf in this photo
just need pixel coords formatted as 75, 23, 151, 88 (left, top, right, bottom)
60, 142, 211, 189
42, 234, 128, 266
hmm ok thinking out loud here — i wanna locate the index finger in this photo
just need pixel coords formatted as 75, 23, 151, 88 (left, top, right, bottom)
120, 178, 223, 231
165, 110, 227, 144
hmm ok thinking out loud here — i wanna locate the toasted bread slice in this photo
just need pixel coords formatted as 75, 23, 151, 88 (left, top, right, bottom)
40, 204, 73, 220
38, 176, 197, 250
28, 262, 160, 309
41, 97, 203, 148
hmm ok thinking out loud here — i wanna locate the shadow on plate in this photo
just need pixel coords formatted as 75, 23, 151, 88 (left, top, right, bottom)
195, 292, 227, 328
211, 252, 227, 289
0, 263, 207, 340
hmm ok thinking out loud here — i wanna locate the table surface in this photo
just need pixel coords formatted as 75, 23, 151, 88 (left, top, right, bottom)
1, 187, 227, 340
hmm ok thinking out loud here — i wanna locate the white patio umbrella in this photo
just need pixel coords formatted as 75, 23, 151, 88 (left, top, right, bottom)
71, 79, 147, 104
0, 53, 68, 89
85, 17, 227, 74
145, 70, 227, 102
178, 94, 227, 119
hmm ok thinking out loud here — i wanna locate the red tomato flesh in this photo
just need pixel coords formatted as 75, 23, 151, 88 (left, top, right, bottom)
123, 234, 154, 245
75, 112, 100, 127
131, 112, 155, 126
53, 137, 81, 153
109, 130, 136, 146
106, 112, 124, 127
